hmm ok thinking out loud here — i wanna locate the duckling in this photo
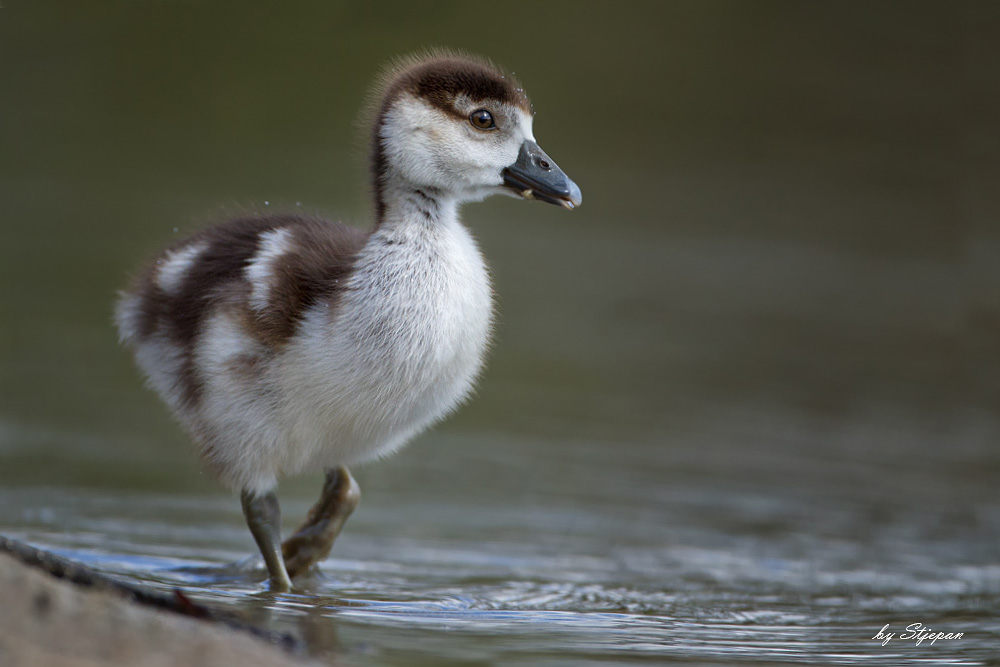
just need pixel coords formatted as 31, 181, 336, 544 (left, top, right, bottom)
115, 52, 582, 592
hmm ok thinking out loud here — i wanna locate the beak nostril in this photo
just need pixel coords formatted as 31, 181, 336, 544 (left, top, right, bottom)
536, 158, 551, 170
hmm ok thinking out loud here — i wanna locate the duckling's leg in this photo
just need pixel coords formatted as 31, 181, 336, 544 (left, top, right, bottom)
241, 489, 293, 592
281, 466, 361, 578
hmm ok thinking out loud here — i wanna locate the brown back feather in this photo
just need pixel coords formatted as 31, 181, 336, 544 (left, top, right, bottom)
129, 215, 368, 405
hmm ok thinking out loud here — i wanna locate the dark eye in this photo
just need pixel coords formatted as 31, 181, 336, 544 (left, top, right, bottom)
469, 109, 496, 130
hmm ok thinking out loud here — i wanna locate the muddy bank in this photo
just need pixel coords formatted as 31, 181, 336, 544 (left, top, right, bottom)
0, 538, 318, 667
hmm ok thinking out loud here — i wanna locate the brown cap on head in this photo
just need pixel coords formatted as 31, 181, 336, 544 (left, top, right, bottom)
375, 50, 532, 119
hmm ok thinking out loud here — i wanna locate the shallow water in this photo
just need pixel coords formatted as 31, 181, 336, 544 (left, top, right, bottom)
4, 399, 999, 665
2, 2, 1000, 666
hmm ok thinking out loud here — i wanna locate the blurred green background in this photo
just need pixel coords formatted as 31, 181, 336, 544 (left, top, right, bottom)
1, 1, 998, 506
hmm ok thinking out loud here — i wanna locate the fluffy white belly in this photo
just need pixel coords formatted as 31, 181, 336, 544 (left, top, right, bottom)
268, 219, 493, 478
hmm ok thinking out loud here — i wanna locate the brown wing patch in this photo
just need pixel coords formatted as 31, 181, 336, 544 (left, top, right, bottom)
249, 218, 368, 345
131, 216, 278, 345
124, 214, 368, 406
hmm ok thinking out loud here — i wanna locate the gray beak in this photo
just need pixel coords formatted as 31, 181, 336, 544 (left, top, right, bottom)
502, 140, 583, 210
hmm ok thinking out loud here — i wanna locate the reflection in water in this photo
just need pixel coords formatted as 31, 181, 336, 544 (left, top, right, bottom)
2, 2, 999, 665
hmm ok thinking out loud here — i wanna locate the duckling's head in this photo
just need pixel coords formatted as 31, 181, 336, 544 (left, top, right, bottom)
371, 52, 582, 216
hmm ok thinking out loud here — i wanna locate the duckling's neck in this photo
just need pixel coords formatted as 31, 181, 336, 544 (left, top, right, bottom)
376, 181, 458, 231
